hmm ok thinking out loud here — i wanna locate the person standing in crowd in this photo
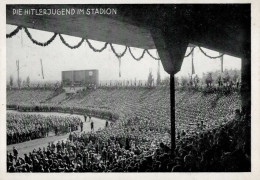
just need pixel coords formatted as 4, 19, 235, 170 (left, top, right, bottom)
91, 120, 94, 132
106, 120, 109, 128
80, 121, 84, 132
84, 114, 87, 122
236, 80, 240, 89
197, 120, 205, 132
56, 141, 62, 152
13, 146, 18, 161
69, 132, 73, 142
54, 126, 58, 136
234, 109, 241, 121
89, 115, 92, 122
46, 124, 49, 137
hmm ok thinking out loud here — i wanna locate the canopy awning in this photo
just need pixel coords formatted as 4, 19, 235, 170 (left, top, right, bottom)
7, 4, 250, 74
7, 5, 156, 49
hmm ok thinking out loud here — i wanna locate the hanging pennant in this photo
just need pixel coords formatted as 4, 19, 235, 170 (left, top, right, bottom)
21, 28, 24, 47
40, 59, 44, 79
191, 47, 195, 74
118, 57, 121, 77
157, 59, 161, 85
220, 52, 224, 72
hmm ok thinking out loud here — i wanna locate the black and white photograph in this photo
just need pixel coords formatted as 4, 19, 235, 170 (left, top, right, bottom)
1, 2, 259, 177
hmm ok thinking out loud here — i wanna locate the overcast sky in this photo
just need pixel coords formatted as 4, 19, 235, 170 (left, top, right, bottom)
6, 25, 241, 83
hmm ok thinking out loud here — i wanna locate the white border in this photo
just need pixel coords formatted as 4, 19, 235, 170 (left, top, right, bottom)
0, 1, 260, 180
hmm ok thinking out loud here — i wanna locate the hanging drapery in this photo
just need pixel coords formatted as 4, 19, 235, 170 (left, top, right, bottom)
157, 51, 161, 85
191, 47, 195, 75
16, 60, 20, 89
40, 59, 44, 79
21, 27, 24, 47
220, 52, 224, 72
157, 59, 160, 77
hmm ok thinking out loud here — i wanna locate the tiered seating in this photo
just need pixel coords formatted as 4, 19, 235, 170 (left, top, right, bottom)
7, 87, 247, 172
7, 113, 80, 145
7, 90, 53, 105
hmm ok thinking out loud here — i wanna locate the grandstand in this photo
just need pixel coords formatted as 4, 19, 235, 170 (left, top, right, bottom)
6, 4, 250, 172
7, 86, 241, 133
6, 86, 246, 172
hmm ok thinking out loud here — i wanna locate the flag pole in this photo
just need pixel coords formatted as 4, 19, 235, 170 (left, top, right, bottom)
170, 74, 176, 153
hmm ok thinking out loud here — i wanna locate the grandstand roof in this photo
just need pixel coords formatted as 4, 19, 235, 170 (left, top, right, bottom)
6, 4, 251, 151
7, 4, 250, 75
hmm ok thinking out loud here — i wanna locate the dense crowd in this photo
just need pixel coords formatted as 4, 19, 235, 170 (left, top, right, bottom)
7, 110, 250, 172
7, 88, 241, 145
7, 88, 248, 172
7, 89, 53, 105
7, 113, 81, 145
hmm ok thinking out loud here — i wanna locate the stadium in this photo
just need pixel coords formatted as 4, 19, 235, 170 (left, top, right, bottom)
6, 4, 250, 172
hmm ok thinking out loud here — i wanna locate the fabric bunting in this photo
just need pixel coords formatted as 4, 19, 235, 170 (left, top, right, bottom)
6, 25, 226, 61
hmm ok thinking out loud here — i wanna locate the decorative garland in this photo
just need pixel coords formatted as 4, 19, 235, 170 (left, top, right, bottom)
145, 49, 160, 60
199, 46, 224, 59
185, 47, 195, 57
128, 47, 146, 61
7, 26, 227, 60
6, 26, 161, 60
59, 34, 85, 49
86, 39, 108, 52
24, 27, 57, 47
6, 26, 22, 38
109, 43, 128, 58
118, 57, 121, 77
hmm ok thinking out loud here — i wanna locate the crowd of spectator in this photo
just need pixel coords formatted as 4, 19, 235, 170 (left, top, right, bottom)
7, 113, 81, 145
7, 110, 250, 172
7, 89, 53, 105
7, 86, 249, 172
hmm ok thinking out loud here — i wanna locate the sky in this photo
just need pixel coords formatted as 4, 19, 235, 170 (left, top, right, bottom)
6, 24, 241, 84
